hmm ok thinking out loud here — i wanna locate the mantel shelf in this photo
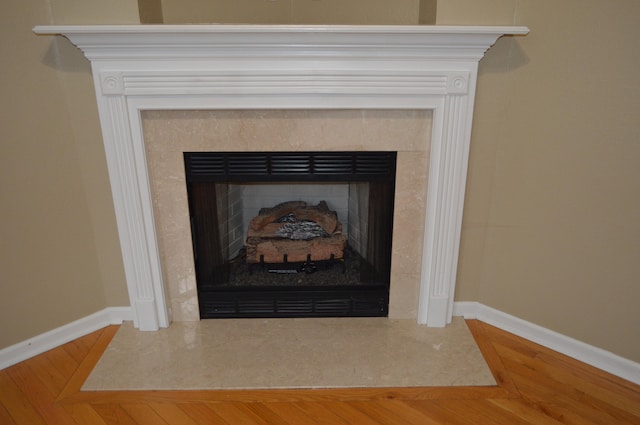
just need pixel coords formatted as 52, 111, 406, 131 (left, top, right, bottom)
34, 24, 529, 61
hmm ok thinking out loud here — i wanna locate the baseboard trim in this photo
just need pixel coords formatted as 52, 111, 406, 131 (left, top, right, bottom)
0, 307, 133, 370
454, 301, 640, 385
3, 303, 639, 386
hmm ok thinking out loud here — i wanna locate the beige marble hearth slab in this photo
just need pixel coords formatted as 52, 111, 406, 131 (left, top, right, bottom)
82, 317, 496, 391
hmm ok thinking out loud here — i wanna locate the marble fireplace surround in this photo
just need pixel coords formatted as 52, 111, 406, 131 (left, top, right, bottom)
142, 108, 432, 322
34, 24, 528, 331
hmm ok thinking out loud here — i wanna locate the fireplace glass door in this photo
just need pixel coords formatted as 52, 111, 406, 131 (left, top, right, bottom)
185, 151, 396, 318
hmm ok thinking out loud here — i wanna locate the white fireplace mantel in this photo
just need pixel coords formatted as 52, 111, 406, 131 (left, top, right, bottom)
33, 24, 528, 330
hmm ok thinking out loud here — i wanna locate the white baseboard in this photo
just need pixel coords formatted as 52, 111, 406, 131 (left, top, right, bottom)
454, 301, 640, 386
3, 303, 638, 387
0, 307, 133, 371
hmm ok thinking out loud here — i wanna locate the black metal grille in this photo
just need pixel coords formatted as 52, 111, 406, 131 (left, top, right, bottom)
185, 151, 396, 182
198, 287, 389, 319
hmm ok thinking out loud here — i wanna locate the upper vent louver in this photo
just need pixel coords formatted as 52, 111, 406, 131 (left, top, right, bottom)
185, 151, 396, 182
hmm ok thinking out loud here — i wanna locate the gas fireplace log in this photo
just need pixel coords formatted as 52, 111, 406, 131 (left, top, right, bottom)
246, 200, 346, 264
249, 200, 338, 235
246, 234, 347, 264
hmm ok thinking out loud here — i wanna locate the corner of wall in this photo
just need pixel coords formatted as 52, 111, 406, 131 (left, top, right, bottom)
453, 302, 640, 386
0, 307, 133, 371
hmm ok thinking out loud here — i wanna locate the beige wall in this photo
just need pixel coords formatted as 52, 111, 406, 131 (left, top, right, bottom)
49, 0, 139, 24
138, 0, 164, 24
3, 0, 639, 365
440, 0, 640, 362
160, 0, 425, 24
0, 0, 133, 349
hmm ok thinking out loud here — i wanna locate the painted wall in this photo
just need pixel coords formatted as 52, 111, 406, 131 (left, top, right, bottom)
160, 0, 427, 25
0, 0, 134, 349
440, 0, 640, 362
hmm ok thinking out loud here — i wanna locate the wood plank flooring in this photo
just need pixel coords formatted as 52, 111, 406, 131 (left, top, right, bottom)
1, 320, 638, 424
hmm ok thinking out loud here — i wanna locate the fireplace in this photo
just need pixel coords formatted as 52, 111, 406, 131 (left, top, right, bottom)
33, 24, 529, 330
184, 151, 396, 318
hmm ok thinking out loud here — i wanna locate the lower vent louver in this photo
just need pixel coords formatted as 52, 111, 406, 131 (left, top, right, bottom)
199, 288, 389, 319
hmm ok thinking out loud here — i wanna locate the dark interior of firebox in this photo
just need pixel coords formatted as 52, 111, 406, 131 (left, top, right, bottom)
184, 152, 396, 318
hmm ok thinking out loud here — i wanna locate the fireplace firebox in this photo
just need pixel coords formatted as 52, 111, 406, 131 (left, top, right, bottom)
185, 151, 396, 318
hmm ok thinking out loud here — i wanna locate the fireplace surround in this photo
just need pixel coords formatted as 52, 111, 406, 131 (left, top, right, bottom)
33, 24, 528, 330
143, 108, 428, 322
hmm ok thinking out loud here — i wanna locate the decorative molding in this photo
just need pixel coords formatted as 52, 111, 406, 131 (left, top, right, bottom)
119, 71, 454, 97
453, 302, 640, 385
33, 25, 530, 61
446, 73, 470, 94
33, 25, 528, 329
100, 72, 124, 95
99, 95, 170, 331
0, 307, 132, 371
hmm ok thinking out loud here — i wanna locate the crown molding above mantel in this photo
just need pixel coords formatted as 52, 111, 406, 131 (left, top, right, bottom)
33, 24, 528, 36
33, 24, 528, 331
33, 24, 528, 61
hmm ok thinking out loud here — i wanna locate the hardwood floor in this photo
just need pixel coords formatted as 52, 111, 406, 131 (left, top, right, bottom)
1, 320, 638, 424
